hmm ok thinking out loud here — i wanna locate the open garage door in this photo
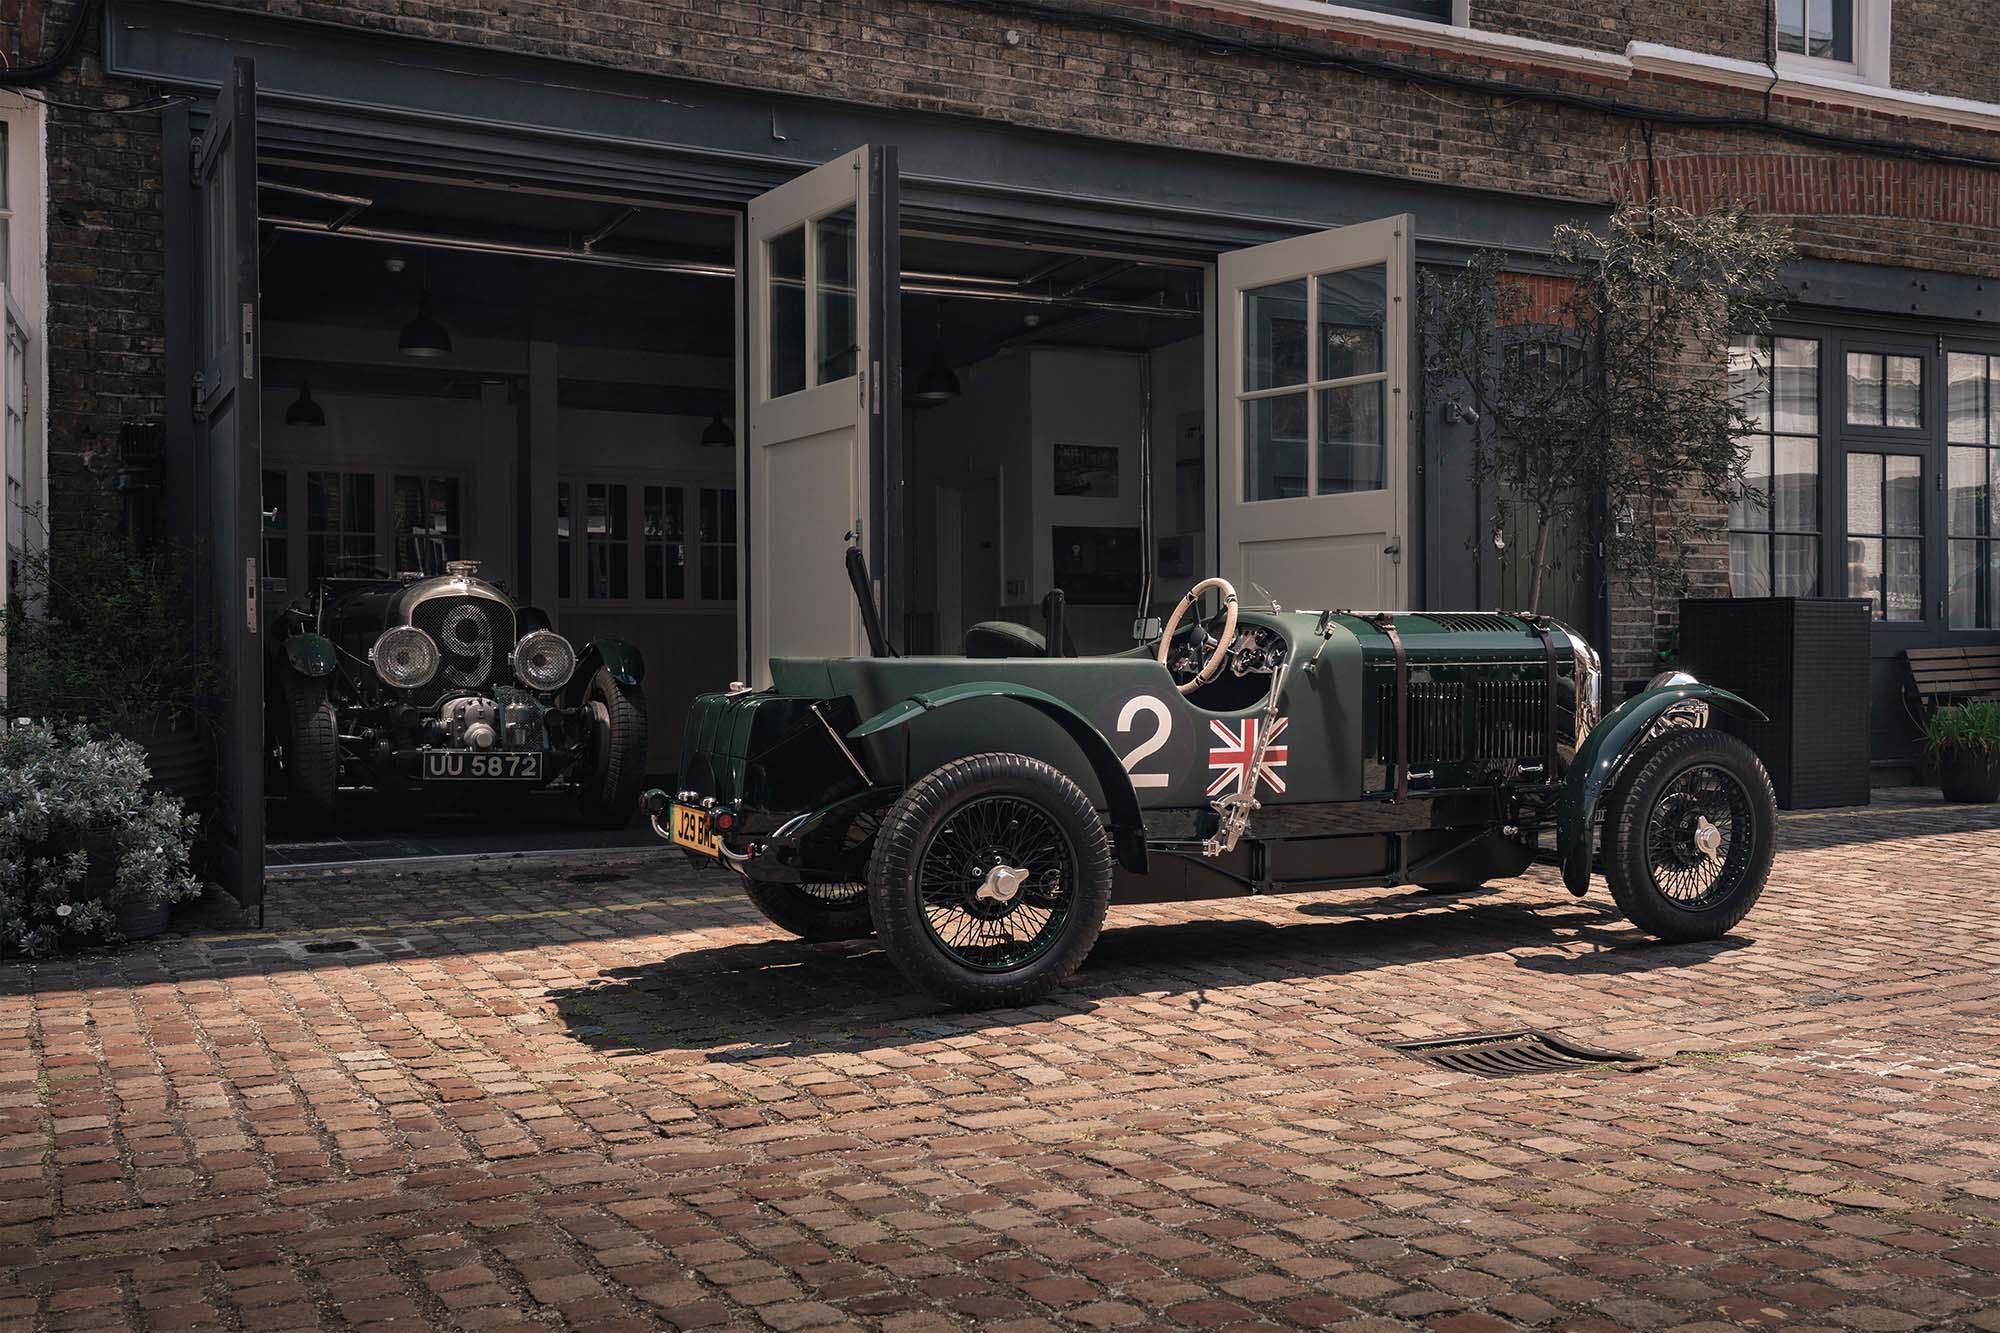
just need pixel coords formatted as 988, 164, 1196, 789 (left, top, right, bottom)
1218, 215, 1413, 612
194, 58, 265, 903
746, 147, 901, 680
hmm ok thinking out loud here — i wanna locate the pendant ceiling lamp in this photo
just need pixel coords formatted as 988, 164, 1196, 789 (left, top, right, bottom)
700, 416, 735, 448
914, 299, 960, 403
399, 286, 451, 358
284, 375, 326, 428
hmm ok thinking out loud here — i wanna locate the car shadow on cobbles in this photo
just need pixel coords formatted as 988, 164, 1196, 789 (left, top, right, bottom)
545, 892, 1715, 1062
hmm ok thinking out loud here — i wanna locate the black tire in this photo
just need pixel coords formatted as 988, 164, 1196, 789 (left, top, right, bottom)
577, 668, 649, 828
282, 675, 339, 830
1601, 728, 1776, 942
867, 753, 1113, 1009
743, 879, 874, 942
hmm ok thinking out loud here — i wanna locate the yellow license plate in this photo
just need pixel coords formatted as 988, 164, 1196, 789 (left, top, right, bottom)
670, 803, 721, 858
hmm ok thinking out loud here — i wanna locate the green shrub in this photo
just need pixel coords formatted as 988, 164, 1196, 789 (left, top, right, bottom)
1920, 699, 2000, 764
0, 720, 205, 957
1, 524, 206, 726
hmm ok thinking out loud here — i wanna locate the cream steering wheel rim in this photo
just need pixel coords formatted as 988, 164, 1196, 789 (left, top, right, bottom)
1157, 577, 1239, 696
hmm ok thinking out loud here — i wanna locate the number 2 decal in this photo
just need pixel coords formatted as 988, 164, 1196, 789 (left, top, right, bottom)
1116, 695, 1174, 789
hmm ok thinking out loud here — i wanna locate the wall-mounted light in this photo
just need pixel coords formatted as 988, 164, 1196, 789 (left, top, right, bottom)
701, 416, 735, 448
914, 300, 960, 404
285, 376, 326, 428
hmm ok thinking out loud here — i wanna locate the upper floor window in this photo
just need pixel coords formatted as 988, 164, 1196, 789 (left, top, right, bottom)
1777, 0, 1890, 86
1341, 0, 1453, 20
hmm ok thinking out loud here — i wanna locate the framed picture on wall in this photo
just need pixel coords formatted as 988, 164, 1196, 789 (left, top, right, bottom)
1053, 443, 1120, 498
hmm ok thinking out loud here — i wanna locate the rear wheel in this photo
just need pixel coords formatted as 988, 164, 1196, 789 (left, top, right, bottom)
1602, 729, 1776, 942
867, 753, 1112, 1009
281, 675, 338, 831
577, 669, 649, 828
743, 879, 873, 942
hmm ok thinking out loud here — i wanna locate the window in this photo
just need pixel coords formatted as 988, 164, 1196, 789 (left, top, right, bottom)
305, 470, 379, 582
1776, 0, 1890, 85
1845, 351, 1923, 430
1847, 453, 1924, 621
1947, 353, 2000, 629
1779, 0, 1852, 61
1729, 334, 1822, 597
699, 487, 738, 602
560, 477, 736, 607
392, 474, 462, 575
583, 481, 629, 600
1241, 263, 1388, 501
1341, 0, 1453, 20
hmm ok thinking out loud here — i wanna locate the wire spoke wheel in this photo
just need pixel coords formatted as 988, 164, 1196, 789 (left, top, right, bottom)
1603, 728, 1775, 944
1642, 763, 1753, 910
916, 794, 1076, 972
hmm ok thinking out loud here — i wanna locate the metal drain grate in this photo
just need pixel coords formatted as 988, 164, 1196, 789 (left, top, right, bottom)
1393, 1030, 1639, 1077
565, 871, 629, 885
303, 939, 362, 954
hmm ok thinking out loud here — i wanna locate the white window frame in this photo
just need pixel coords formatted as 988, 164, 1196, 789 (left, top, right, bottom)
1775, 0, 1892, 89
0, 93, 46, 668
270, 464, 472, 591
557, 471, 738, 611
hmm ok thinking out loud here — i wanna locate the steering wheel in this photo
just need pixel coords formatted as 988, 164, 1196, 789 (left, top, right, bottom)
1157, 576, 1239, 696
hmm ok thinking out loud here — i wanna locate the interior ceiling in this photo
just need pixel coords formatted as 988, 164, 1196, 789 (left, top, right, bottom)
259, 165, 1205, 400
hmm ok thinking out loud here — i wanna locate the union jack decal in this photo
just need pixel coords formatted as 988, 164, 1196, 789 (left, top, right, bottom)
1207, 717, 1289, 798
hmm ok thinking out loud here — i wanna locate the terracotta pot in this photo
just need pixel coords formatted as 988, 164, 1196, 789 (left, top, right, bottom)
1938, 747, 2000, 804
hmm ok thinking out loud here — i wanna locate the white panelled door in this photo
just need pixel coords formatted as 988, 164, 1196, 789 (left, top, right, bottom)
1217, 215, 1413, 612
746, 147, 896, 682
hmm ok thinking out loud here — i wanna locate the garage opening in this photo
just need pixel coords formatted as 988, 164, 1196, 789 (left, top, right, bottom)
256, 166, 739, 865
897, 235, 1209, 657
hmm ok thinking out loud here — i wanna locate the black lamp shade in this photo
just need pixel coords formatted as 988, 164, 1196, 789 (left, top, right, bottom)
915, 365, 961, 402
400, 293, 452, 358
701, 416, 735, 447
285, 381, 326, 428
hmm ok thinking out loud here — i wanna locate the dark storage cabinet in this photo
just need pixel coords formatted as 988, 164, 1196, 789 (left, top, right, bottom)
1677, 597, 1872, 810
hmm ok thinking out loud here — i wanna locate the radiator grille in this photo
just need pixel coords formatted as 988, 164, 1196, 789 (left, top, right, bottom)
1375, 663, 1553, 776
410, 595, 514, 700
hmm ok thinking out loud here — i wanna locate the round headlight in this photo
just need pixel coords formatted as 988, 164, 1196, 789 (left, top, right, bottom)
512, 629, 576, 692
371, 625, 439, 689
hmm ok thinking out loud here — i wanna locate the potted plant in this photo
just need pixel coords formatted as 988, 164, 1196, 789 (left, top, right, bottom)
0, 720, 205, 955
1921, 699, 2000, 804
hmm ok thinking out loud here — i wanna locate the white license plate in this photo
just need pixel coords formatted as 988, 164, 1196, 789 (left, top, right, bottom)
422, 751, 544, 781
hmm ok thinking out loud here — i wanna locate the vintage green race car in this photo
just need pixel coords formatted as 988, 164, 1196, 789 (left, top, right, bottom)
646, 569, 1776, 1009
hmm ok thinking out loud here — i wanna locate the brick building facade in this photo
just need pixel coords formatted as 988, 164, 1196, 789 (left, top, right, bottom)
6, 0, 1999, 882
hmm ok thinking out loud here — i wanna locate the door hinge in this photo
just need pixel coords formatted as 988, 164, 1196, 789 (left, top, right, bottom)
245, 557, 259, 633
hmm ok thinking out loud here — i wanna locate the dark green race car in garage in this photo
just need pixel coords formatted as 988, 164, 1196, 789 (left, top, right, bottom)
649, 570, 1776, 1009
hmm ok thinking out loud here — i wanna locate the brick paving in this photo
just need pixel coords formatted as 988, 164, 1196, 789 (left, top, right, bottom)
4, 792, 2000, 1331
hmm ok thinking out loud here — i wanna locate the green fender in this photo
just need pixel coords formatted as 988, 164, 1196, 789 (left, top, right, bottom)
850, 681, 1149, 874
566, 637, 645, 700
1557, 683, 1768, 896
282, 632, 337, 679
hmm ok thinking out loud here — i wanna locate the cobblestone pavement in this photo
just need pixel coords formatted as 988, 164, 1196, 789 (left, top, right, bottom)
5, 793, 2000, 1331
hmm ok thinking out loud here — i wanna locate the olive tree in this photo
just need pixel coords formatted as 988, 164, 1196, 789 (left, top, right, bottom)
1421, 203, 1794, 615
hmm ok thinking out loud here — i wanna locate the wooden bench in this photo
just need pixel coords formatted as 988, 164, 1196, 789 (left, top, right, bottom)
1904, 645, 2000, 713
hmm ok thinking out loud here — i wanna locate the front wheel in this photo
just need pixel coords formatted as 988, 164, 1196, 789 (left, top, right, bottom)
281, 675, 339, 831
576, 669, 649, 828
1601, 729, 1776, 942
867, 753, 1113, 1009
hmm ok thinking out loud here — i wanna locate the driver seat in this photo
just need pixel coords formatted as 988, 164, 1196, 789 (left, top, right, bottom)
964, 621, 1047, 658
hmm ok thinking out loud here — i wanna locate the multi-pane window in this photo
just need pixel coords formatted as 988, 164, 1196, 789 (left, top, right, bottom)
1728, 334, 1821, 597
305, 470, 379, 582
392, 474, 462, 574
1344, 0, 1452, 20
766, 209, 861, 400
583, 481, 630, 600
1241, 263, 1388, 501
1847, 453, 1924, 621
1947, 353, 2000, 629
561, 477, 735, 606
1846, 351, 1923, 429
642, 484, 686, 601
1779, 0, 1853, 61
699, 487, 738, 602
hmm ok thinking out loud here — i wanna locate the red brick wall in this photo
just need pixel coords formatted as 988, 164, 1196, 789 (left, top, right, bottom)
27, 0, 2000, 673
